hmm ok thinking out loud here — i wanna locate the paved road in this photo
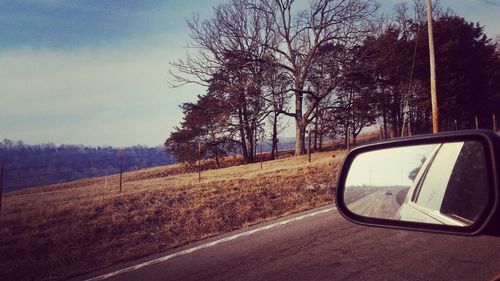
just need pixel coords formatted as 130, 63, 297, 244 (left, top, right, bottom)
80, 205, 500, 281
348, 189, 404, 219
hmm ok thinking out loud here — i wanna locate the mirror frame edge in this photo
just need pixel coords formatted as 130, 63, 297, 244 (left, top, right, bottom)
335, 130, 500, 236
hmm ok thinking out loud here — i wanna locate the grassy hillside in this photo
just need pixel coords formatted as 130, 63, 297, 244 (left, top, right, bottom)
0, 150, 344, 281
0, 141, 175, 192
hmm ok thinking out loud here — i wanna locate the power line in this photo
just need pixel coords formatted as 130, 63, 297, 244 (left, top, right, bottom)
401, 9, 422, 138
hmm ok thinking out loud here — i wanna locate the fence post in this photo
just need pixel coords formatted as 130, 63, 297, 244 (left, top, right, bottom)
104, 168, 108, 189
260, 137, 263, 170
307, 130, 312, 163
119, 150, 124, 193
198, 142, 202, 182
0, 160, 4, 216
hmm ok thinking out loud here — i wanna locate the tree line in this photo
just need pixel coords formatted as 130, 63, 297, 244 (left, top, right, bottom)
0, 139, 175, 192
166, 0, 500, 165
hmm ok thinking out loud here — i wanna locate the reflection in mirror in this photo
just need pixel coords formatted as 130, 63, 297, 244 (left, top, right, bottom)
344, 141, 489, 227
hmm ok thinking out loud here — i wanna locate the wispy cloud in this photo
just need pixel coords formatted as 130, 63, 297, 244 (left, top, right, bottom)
480, 0, 500, 8
0, 0, 225, 146
0, 45, 203, 146
0, 0, 206, 50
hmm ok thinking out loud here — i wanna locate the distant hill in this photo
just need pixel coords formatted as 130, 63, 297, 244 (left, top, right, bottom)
254, 137, 294, 152
0, 139, 175, 192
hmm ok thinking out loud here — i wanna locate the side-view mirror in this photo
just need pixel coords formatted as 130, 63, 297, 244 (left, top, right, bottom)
335, 130, 500, 236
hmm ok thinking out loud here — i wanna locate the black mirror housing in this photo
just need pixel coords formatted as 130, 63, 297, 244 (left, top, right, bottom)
335, 130, 500, 236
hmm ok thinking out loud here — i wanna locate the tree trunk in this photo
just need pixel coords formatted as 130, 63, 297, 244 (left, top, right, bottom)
238, 107, 249, 163
271, 113, 278, 160
383, 111, 388, 139
295, 119, 306, 155
318, 132, 323, 151
253, 127, 257, 160
344, 130, 350, 150
246, 129, 255, 163
352, 125, 362, 146
294, 82, 306, 156
313, 113, 319, 152
242, 95, 255, 163
344, 121, 350, 150
214, 153, 221, 169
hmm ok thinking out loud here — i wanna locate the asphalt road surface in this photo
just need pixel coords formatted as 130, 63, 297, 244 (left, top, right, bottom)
79, 205, 500, 281
348, 189, 404, 219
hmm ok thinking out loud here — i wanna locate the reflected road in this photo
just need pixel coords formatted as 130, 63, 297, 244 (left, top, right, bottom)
348, 188, 406, 219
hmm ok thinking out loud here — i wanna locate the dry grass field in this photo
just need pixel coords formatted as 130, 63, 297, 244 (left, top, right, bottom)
0, 150, 344, 281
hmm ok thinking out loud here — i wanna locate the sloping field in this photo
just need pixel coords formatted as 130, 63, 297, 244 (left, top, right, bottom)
0, 150, 344, 281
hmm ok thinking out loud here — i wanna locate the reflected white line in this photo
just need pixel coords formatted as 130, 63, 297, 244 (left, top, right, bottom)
86, 206, 337, 280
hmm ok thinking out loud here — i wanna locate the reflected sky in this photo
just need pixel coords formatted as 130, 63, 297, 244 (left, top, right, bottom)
346, 144, 436, 187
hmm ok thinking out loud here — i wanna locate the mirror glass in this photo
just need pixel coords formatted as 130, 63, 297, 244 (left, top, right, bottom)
344, 141, 489, 226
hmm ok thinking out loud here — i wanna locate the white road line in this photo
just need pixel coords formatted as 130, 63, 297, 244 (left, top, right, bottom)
86, 206, 337, 281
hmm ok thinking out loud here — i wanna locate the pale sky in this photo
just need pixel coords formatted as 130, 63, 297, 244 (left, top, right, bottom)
346, 144, 436, 186
1, 0, 499, 147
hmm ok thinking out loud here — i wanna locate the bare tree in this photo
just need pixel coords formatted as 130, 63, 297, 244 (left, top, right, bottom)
247, 0, 378, 155
171, 0, 275, 163
170, 0, 274, 87
261, 61, 292, 159
172, 0, 378, 157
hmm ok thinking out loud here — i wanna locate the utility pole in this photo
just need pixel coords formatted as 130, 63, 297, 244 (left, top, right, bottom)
454, 120, 458, 131
0, 160, 4, 216
493, 114, 496, 132
119, 150, 124, 193
427, 0, 439, 133
475, 116, 479, 130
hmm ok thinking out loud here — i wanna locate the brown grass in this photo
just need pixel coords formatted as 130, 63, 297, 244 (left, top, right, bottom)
0, 150, 344, 281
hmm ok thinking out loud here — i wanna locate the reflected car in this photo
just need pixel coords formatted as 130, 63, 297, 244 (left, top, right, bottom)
395, 141, 489, 226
